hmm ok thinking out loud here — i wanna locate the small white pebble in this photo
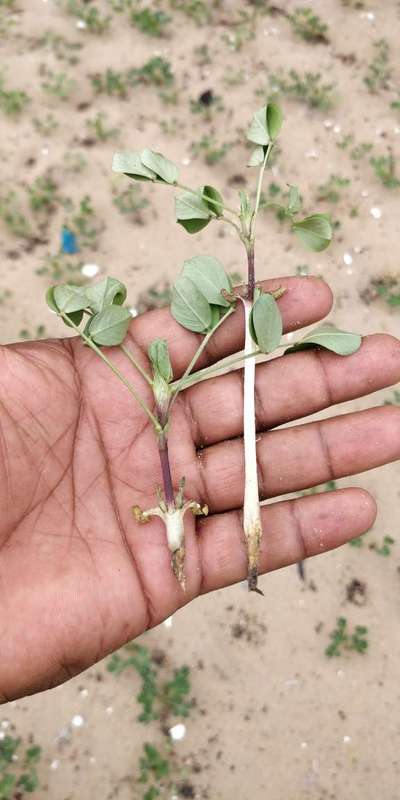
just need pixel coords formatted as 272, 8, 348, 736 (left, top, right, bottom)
50, 759, 60, 771
71, 714, 85, 728
343, 253, 353, 266
300, 741, 308, 749
1, 720, 10, 730
169, 723, 186, 741
79, 688, 89, 698
129, 306, 139, 318
333, 124, 341, 134
353, 245, 363, 254
41, 146, 49, 156
366, 11, 375, 21
361, 190, 369, 198
305, 149, 319, 159
337, 669, 344, 679
89, 756, 97, 765
81, 263, 100, 278
370, 206, 382, 219
394, 127, 400, 135
343, 735, 352, 744
324, 119, 333, 129
105, 706, 114, 715
76, 19, 87, 29
181, 157, 191, 166
163, 616, 173, 628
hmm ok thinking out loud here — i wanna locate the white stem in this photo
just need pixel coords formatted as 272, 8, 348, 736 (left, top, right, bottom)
243, 300, 262, 578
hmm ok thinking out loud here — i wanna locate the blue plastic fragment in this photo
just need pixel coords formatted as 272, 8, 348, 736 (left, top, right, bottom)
61, 226, 79, 254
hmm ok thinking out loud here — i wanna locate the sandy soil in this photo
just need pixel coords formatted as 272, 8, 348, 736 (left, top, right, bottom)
0, 0, 399, 798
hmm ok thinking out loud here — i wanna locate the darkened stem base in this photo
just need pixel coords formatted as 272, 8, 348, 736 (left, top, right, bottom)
158, 431, 175, 507
246, 240, 255, 301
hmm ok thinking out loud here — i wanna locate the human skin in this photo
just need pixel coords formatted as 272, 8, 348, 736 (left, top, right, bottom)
0, 276, 399, 701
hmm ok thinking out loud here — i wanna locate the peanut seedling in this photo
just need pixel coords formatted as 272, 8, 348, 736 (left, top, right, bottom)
47, 104, 361, 592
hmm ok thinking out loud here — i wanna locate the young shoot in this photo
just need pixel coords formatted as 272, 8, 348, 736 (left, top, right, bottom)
47, 105, 362, 594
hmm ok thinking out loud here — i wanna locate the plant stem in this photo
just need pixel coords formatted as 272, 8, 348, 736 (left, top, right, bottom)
158, 431, 175, 507
242, 296, 263, 593
251, 141, 273, 239
120, 343, 153, 386
171, 305, 235, 403
60, 312, 161, 431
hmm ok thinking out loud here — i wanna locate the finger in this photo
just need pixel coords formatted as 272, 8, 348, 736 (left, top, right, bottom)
196, 488, 376, 593
131, 276, 333, 377
183, 406, 400, 512
181, 334, 400, 446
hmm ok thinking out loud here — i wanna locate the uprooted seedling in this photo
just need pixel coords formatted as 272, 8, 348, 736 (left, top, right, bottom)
47, 104, 362, 593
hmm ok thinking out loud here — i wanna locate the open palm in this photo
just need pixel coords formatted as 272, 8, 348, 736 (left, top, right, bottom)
0, 276, 399, 702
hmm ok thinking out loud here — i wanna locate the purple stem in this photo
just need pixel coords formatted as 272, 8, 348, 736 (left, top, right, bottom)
157, 405, 175, 507
246, 241, 255, 300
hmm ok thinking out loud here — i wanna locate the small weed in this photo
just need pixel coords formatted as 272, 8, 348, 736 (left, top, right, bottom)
350, 142, 373, 161
364, 39, 391, 94
86, 112, 120, 142
32, 112, 59, 135
112, 182, 149, 216
65, 1, 111, 33
19, 325, 47, 341
28, 174, 60, 214
190, 91, 224, 119
0, 288, 12, 306
370, 535, 395, 556
36, 253, 83, 283
325, 617, 368, 657
349, 536, 363, 548
128, 57, 174, 88
288, 7, 329, 44
0, 191, 32, 239
40, 67, 76, 101
136, 279, 172, 314
139, 744, 170, 783
268, 70, 335, 111
300, 480, 337, 498
370, 152, 400, 188
107, 642, 192, 722
68, 195, 101, 249
372, 277, 400, 308
193, 43, 212, 66
222, 10, 257, 51
130, 8, 170, 36
317, 174, 350, 203
191, 134, 231, 165
0, 74, 30, 116
63, 151, 88, 173
341, 0, 364, 7
34, 31, 82, 64
91, 68, 128, 98
170, 0, 213, 24
0, 736, 42, 797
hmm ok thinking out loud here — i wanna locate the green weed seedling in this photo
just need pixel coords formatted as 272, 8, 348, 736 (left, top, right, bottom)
325, 617, 368, 657
112, 181, 149, 216
170, 0, 213, 25
370, 152, 400, 189
191, 134, 231, 166
86, 112, 120, 142
0, 74, 30, 116
384, 389, 400, 406
364, 39, 391, 94
288, 7, 329, 44
317, 174, 350, 203
370, 535, 395, 557
107, 643, 192, 722
130, 7, 170, 36
268, 70, 335, 111
40, 67, 76, 101
0, 191, 32, 240
64, 1, 111, 33
0, 735, 42, 798
47, 104, 362, 592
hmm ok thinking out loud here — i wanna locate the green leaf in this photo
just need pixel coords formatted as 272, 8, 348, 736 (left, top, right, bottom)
285, 324, 361, 356
287, 185, 302, 214
148, 339, 173, 383
202, 185, 224, 217
247, 103, 283, 146
175, 190, 211, 234
249, 293, 282, 353
266, 103, 283, 140
292, 213, 332, 252
247, 146, 265, 167
171, 275, 211, 333
112, 151, 156, 181
85, 277, 127, 314
140, 148, 178, 184
247, 106, 270, 146
53, 285, 88, 314
88, 306, 132, 346
182, 255, 232, 307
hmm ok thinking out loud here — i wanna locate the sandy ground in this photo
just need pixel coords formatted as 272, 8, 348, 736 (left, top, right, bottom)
0, 0, 400, 797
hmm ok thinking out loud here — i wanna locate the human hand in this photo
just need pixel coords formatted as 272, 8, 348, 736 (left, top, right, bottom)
0, 276, 399, 701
